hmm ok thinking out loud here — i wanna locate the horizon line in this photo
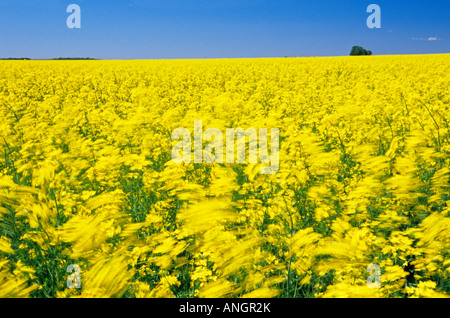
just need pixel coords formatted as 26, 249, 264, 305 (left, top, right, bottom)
1, 52, 450, 61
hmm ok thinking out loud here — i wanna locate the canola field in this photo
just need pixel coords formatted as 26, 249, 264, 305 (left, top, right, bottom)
0, 54, 449, 298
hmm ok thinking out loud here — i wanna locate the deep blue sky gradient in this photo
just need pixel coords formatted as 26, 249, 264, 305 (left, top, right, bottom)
0, 0, 449, 59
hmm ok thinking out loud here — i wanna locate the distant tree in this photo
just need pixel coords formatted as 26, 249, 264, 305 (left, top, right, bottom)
350, 46, 372, 56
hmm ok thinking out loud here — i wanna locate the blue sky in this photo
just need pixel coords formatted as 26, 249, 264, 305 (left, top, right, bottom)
0, 0, 449, 59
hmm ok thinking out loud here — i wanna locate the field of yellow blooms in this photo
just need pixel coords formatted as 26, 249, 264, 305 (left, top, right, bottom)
0, 54, 449, 298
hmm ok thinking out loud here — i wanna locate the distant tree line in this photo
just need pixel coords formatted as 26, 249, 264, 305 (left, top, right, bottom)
0, 57, 97, 60
0, 58, 31, 60
52, 57, 98, 60
350, 46, 372, 56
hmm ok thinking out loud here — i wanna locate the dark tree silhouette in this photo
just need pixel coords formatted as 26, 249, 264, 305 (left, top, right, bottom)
350, 46, 372, 56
